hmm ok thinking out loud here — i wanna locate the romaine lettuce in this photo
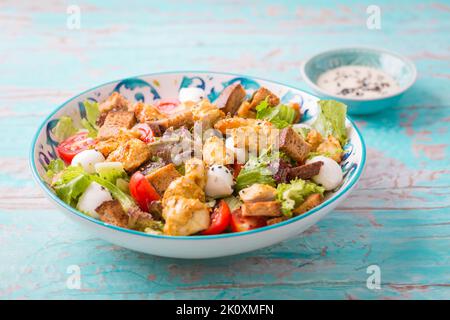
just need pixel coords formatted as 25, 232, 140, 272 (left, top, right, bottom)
313, 100, 348, 146
256, 100, 296, 129
276, 179, 325, 217
53, 116, 78, 142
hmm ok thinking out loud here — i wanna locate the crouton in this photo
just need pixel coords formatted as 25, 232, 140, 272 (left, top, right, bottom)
98, 111, 136, 140
267, 216, 288, 226
95, 130, 140, 157
241, 201, 282, 217
98, 92, 131, 114
96, 200, 128, 228
158, 110, 194, 130
293, 193, 323, 215
237, 87, 279, 118
279, 126, 310, 163
145, 163, 181, 195
107, 138, 151, 172
215, 83, 247, 115
288, 161, 323, 181
132, 102, 166, 123
239, 184, 277, 202
191, 100, 225, 128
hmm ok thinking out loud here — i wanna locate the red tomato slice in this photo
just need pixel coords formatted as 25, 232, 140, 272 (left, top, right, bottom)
135, 123, 155, 143
56, 131, 96, 164
129, 172, 160, 212
233, 162, 244, 179
202, 200, 231, 235
155, 99, 180, 114
230, 209, 267, 233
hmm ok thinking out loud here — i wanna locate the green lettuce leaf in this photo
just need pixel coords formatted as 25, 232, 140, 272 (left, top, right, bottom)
235, 150, 279, 191
53, 116, 78, 142
45, 159, 66, 180
81, 100, 100, 137
276, 179, 325, 217
52, 166, 92, 207
90, 175, 136, 212
94, 162, 127, 184
256, 100, 296, 129
313, 100, 348, 146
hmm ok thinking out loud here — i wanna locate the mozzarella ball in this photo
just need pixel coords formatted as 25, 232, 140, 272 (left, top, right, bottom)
205, 165, 234, 198
76, 182, 113, 219
178, 87, 205, 103
306, 156, 343, 191
71, 149, 105, 173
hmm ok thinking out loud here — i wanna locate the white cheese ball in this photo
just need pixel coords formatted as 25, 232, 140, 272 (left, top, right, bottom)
306, 156, 343, 191
71, 149, 105, 174
178, 87, 205, 103
76, 182, 113, 219
205, 165, 234, 198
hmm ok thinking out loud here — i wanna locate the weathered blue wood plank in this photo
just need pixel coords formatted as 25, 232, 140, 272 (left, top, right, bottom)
0, 0, 449, 300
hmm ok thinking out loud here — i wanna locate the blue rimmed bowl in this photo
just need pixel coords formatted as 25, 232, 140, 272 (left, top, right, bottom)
30, 71, 366, 259
301, 47, 417, 115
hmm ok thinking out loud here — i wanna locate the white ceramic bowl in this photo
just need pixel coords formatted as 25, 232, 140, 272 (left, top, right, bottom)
30, 71, 366, 259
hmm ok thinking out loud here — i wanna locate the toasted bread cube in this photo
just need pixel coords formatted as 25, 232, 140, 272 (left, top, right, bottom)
215, 83, 247, 115
293, 193, 323, 215
279, 127, 310, 163
107, 138, 151, 172
288, 161, 323, 181
145, 164, 181, 196
241, 201, 281, 217
159, 110, 194, 130
98, 111, 136, 140
98, 92, 131, 114
96, 200, 128, 228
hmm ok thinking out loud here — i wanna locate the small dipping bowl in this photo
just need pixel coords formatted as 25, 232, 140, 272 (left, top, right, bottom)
301, 47, 417, 115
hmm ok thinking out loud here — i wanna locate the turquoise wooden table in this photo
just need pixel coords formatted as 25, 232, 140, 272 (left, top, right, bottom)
1, 0, 449, 299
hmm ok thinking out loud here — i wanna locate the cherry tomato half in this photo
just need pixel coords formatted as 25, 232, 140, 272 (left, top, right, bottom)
202, 200, 231, 235
56, 131, 96, 164
233, 162, 244, 179
230, 208, 267, 233
135, 123, 155, 143
129, 172, 160, 212
155, 99, 180, 114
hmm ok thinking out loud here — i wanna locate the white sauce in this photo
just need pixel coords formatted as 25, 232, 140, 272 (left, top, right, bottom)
316, 66, 400, 99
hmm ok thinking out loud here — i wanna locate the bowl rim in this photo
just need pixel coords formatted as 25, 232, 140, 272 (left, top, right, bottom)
300, 46, 418, 102
29, 70, 366, 241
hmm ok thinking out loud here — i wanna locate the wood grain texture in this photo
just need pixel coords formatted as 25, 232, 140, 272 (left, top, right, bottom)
0, 0, 449, 299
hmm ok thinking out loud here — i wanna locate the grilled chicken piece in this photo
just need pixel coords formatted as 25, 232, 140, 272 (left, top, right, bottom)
316, 135, 343, 163
202, 136, 234, 166
95, 130, 140, 157
162, 197, 210, 236
305, 129, 323, 151
215, 83, 247, 115
162, 176, 205, 206
184, 158, 207, 189
239, 184, 277, 202
241, 201, 282, 217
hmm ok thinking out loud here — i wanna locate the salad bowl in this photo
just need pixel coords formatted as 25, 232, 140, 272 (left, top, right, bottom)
30, 71, 366, 259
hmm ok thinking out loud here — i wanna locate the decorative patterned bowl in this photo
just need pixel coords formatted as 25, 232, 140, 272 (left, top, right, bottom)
30, 71, 366, 259
301, 47, 417, 115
